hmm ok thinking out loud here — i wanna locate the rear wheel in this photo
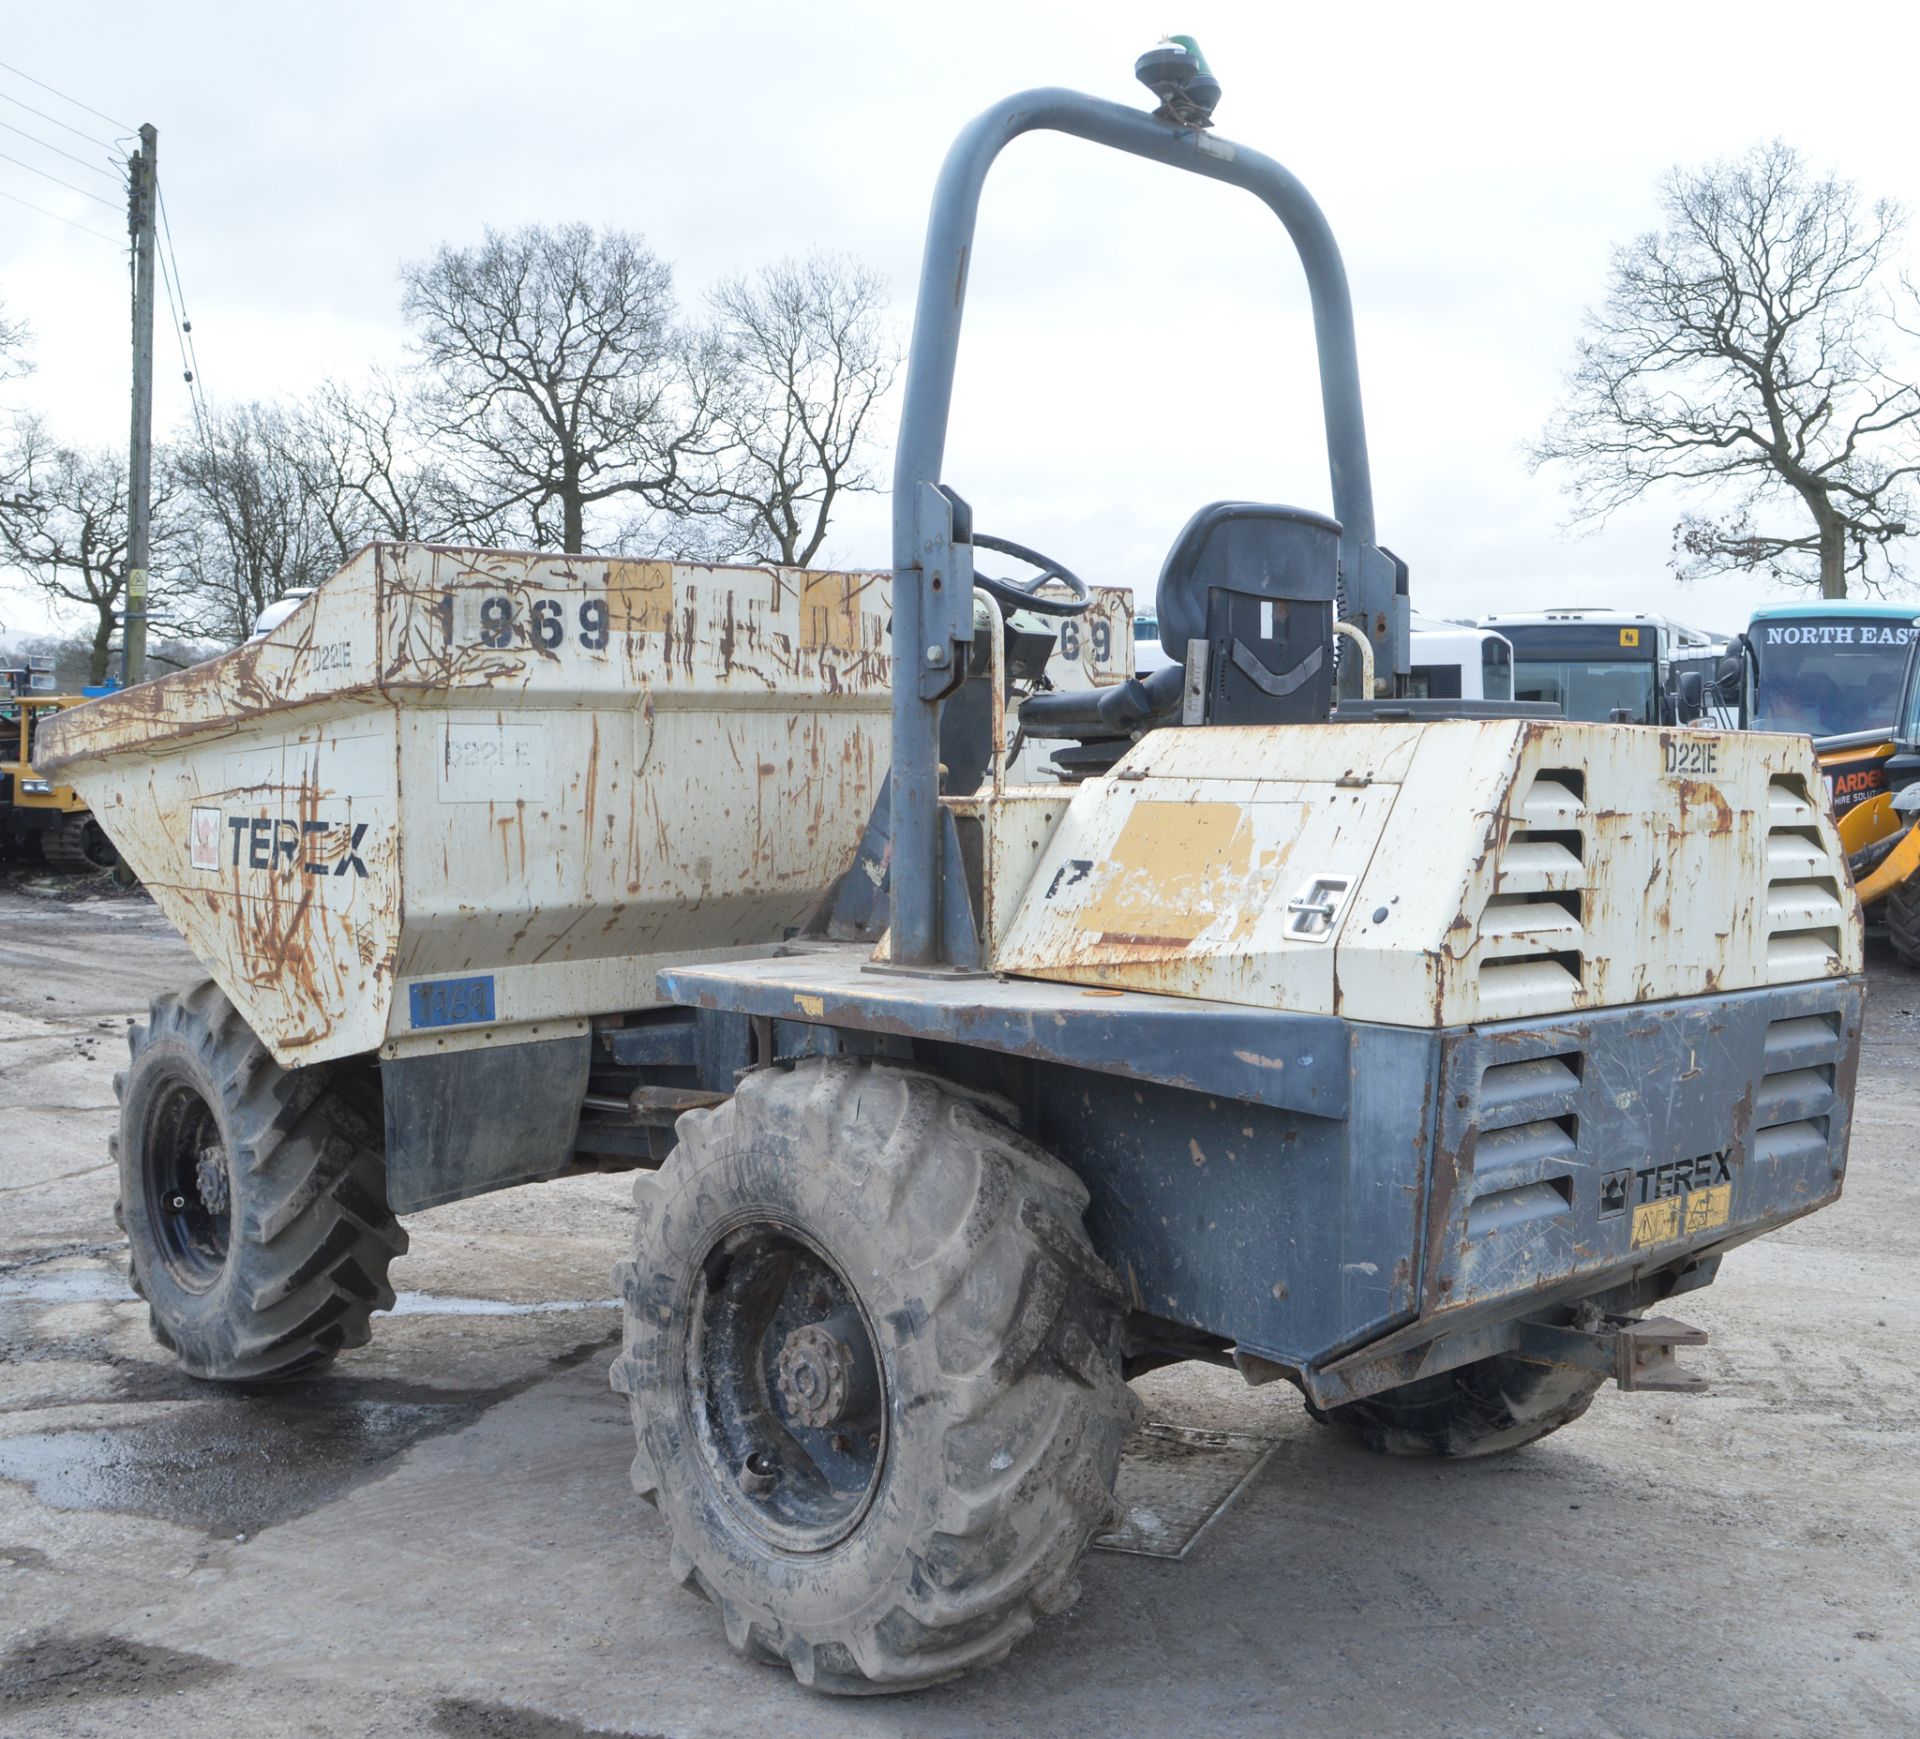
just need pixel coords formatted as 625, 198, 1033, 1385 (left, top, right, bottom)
40, 812, 117, 872
114, 980, 406, 1381
610, 1058, 1138, 1694
1882, 871, 1920, 967
1307, 1354, 1605, 1458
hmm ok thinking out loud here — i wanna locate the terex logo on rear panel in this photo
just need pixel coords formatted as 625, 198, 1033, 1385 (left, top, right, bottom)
188, 808, 369, 877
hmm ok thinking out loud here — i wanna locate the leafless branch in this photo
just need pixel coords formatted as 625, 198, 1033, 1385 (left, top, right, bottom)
1531, 141, 1919, 597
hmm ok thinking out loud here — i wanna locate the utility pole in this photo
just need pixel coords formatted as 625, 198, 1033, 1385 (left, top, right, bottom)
121, 122, 156, 688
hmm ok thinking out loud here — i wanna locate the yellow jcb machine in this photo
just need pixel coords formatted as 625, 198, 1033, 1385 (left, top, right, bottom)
1729, 602, 1920, 958
1, 665, 120, 871
1844, 642, 1920, 962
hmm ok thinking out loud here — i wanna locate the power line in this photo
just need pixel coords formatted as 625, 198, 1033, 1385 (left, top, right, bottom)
0, 89, 114, 150
156, 182, 210, 428
156, 223, 210, 443
0, 114, 123, 181
0, 59, 130, 134
0, 145, 121, 209
0, 182, 119, 244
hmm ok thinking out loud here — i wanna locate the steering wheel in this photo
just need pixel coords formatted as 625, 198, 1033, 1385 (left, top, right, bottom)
970, 533, 1093, 618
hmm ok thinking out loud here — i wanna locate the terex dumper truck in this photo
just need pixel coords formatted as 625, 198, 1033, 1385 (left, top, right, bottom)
38, 43, 1862, 1696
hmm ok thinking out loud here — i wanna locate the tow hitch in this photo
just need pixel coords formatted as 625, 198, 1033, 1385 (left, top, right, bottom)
1523, 1313, 1711, 1395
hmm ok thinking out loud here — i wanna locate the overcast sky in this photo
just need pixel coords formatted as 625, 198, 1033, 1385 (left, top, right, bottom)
3, 0, 1918, 642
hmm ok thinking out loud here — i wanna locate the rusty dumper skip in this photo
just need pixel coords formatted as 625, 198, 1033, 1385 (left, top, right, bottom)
38, 44, 1863, 1696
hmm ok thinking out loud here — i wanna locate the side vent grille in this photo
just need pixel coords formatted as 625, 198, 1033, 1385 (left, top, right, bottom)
1465, 1048, 1582, 1234
1764, 776, 1846, 980
1476, 769, 1587, 1014
1752, 1011, 1840, 1166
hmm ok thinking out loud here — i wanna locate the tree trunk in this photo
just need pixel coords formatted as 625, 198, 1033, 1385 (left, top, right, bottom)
562, 461, 584, 555
89, 606, 114, 686
1817, 511, 1847, 599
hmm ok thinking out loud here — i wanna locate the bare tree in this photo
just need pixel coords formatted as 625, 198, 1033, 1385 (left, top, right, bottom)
0, 300, 30, 517
289, 372, 470, 559
169, 402, 339, 641
0, 298, 29, 389
0, 420, 179, 682
671, 253, 897, 566
402, 224, 723, 554
1532, 142, 1920, 598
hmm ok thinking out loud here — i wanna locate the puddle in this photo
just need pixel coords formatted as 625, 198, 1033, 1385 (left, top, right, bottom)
384, 1292, 617, 1317
0, 1269, 613, 1319
0, 1267, 136, 1306
433, 1696, 661, 1739
0, 1633, 229, 1712
0, 1386, 507, 1534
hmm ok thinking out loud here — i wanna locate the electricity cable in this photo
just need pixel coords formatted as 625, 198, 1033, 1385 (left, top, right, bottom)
0, 181, 119, 243
0, 144, 120, 208
0, 88, 114, 150
0, 114, 122, 181
0, 59, 131, 134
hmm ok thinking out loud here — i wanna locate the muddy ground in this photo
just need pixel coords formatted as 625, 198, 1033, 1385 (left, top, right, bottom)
1, 880, 1915, 1738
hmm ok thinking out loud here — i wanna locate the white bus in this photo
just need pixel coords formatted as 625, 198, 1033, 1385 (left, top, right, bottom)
1408, 615, 1513, 701
1479, 608, 1725, 726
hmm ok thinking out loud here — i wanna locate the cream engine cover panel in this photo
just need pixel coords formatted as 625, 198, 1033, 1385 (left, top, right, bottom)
993, 720, 1859, 1026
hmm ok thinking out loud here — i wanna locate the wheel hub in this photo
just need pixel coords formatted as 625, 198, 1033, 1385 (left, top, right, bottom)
194, 1144, 231, 1217
142, 1076, 232, 1292
775, 1305, 878, 1428
688, 1226, 887, 1552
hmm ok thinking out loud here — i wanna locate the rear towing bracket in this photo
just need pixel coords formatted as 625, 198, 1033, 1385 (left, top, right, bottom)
1520, 1313, 1711, 1396
1272, 1308, 1713, 1411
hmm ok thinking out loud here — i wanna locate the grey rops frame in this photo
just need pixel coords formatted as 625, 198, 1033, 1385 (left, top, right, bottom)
886, 85, 1407, 969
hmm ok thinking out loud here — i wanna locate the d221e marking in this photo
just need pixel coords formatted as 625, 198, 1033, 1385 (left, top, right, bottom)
1664, 738, 1718, 777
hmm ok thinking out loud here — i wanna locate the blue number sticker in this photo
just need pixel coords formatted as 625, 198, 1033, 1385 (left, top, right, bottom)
408, 975, 497, 1030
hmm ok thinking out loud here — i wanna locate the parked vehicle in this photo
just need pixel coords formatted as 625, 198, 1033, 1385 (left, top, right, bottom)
1726, 602, 1920, 862
1408, 614, 1513, 702
1, 664, 119, 870
1480, 608, 1725, 725
1812, 619, 1920, 962
38, 45, 1864, 1696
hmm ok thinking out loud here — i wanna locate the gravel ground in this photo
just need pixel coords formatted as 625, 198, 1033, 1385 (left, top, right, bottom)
1, 883, 1914, 1738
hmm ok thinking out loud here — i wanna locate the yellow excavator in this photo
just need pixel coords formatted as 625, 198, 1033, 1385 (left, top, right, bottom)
1726, 603, 1920, 958
1, 667, 119, 871
1843, 658, 1920, 963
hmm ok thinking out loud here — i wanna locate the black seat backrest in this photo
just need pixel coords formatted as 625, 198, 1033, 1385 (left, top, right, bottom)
1156, 502, 1341, 725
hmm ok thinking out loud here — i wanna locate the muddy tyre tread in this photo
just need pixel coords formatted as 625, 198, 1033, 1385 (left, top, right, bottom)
39, 813, 116, 872
114, 979, 405, 1382
1883, 873, 1920, 967
610, 1058, 1139, 1695
1307, 1354, 1604, 1458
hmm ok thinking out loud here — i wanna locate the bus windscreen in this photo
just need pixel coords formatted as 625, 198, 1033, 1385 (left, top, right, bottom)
1751, 618, 1915, 739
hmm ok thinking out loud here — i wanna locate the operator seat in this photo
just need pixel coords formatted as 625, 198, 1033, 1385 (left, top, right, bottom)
1019, 500, 1342, 756
1154, 501, 1340, 725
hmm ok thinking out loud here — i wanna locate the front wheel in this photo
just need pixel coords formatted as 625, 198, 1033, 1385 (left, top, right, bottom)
609, 1059, 1138, 1694
1307, 1354, 1605, 1458
114, 980, 406, 1381
1881, 870, 1920, 967
41, 812, 118, 872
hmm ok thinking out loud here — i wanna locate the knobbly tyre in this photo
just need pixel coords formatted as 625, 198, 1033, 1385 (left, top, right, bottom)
38, 39, 1863, 1697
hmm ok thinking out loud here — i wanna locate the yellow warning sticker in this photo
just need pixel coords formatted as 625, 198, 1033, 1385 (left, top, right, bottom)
1684, 1182, 1732, 1236
1631, 1197, 1681, 1248
794, 993, 825, 1018
1620, 627, 1640, 647
1632, 1183, 1732, 1249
